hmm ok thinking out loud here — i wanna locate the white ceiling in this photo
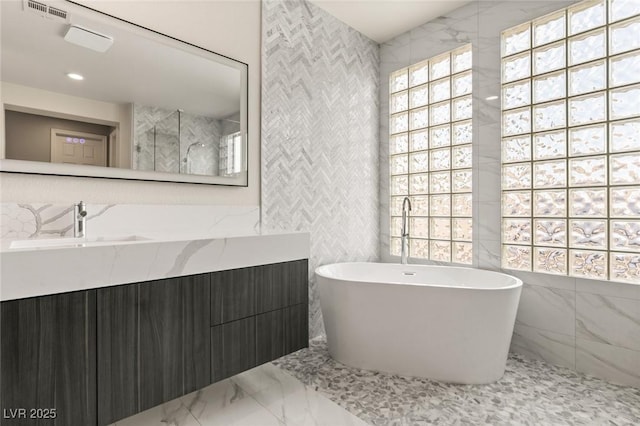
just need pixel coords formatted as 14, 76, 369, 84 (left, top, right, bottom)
1, 0, 468, 121
0, 0, 243, 119
308, 0, 471, 43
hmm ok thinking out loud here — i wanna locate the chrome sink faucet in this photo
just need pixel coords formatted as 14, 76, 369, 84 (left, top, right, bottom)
74, 201, 87, 238
400, 196, 412, 264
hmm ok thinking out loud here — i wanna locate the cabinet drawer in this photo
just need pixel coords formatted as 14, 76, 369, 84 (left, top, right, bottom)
255, 260, 308, 314
211, 260, 308, 325
211, 317, 256, 382
255, 304, 309, 365
211, 267, 255, 325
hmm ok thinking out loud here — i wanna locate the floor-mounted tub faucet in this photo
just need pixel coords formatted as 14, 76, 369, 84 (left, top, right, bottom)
74, 201, 87, 238
400, 196, 412, 264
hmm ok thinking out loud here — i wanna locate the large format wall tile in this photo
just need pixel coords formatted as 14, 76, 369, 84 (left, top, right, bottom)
509, 270, 576, 291
576, 293, 640, 351
511, 323, 575, 369
261, 0, 380, 337
476, 239, 501, 271
477, 123, 501, 166
576, 338, 640, 388
576, 278, 640, 300
516, 284, 576, 336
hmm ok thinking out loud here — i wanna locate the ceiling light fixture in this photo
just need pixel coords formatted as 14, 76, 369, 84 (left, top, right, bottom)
64, 25, 114, 53
485, 95, 499, 101
67, 73, 84, 81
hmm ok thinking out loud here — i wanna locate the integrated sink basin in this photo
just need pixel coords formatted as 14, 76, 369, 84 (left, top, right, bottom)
9, 235, 152, 249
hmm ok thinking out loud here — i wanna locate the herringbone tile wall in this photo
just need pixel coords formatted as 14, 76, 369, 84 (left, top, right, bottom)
261, 0, 380, 337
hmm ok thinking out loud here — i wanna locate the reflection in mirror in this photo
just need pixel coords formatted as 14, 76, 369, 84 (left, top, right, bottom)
132, 107, 242, 177
1, 0, 248, 185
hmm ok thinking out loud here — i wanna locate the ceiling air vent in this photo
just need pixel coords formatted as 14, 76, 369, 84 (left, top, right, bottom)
26, 0, 47, 13
23, 0, 69, 22
47, 6, 67, 20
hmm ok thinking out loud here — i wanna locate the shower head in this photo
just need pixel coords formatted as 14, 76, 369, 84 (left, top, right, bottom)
184, 141, 207, 161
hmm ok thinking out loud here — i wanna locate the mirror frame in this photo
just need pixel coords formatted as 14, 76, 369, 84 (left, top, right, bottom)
0, 1, 249, 187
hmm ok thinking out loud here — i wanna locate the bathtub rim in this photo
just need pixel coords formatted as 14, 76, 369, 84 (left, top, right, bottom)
315, 262, 523, 291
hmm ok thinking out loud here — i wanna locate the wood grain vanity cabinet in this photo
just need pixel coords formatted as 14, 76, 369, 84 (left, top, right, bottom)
96, 274, 211, 425
0, 259, 308, 426
256, 304, 308, 365
254, 260, 309, 364
210, 259, 308, 381
0, 291, 97, 425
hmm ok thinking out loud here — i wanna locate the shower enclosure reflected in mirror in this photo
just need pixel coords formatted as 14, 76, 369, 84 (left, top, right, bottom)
133, 107, 242, 177
0, 0, 248, 185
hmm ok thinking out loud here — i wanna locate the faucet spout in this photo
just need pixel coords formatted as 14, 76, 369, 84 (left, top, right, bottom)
74, 201, 87, 238
400, 197, 412, 264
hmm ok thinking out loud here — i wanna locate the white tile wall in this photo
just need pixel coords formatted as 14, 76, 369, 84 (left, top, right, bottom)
511, 323, 576, 369
516, 284, 576, 336
576, 293, 640, 351
576, 339, 640, 388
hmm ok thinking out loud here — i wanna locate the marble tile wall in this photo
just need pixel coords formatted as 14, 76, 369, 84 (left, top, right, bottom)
0, 202, 260, 246
261, 0, 380, 337
379, 0, 640, 387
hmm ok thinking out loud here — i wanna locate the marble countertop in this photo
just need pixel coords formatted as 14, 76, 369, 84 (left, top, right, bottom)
0, 232, 310, 301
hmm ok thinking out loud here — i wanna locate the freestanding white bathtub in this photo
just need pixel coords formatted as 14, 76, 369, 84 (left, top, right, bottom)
316, 262, 522, 384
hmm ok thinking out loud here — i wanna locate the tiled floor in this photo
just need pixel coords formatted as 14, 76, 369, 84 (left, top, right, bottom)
111, 362, 367, 426
275, 338, 640, 425
114, 337, 640, 426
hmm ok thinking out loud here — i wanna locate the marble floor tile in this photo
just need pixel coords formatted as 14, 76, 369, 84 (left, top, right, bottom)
110, 336, 640, 426
111, 364, 365, 426
111, 398, 200, 426
236, 364, 368, 426
180, 378, 283, 426
231, 363, 290, 396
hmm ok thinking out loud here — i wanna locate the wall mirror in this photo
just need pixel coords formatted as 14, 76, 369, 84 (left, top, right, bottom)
0, 0, 248, 186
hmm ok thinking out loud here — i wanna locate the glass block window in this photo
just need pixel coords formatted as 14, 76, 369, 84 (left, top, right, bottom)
500, 0, 640, 283
219, 131, 243, 176
389, 45, 473, 264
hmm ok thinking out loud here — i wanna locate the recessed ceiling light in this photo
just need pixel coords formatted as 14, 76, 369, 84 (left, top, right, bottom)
485, 95, 499, 101
67, 73, 84, 81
